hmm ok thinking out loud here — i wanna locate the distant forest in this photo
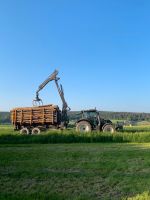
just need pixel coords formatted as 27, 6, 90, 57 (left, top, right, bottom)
1, 111, 150, 124
69, 111, 150, 122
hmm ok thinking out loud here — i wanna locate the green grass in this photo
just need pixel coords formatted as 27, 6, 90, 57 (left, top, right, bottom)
1, 125, 150, 144
1, 126, 150, 199
0, 124, 12, 129
124, 125, 150, 133
1, 143, 150, 200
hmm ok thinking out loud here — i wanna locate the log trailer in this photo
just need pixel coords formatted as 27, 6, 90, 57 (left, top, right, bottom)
11, 70, 70, 134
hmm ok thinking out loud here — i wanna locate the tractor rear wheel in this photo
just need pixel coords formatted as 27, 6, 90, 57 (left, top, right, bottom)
76, 121, 92, 132
103, 124, 115, 133
20, 128, 30, 135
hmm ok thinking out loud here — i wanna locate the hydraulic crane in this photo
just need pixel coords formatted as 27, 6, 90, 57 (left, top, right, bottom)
33, 70, 70, 128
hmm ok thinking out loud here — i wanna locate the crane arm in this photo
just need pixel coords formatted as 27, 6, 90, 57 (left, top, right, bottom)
33, 69, 70, 127
55, 80, 70, 111
35, 70, 59, 101
33, 69, 70, 111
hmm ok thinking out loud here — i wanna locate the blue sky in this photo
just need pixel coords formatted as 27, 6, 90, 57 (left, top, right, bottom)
0, 0, 150, 112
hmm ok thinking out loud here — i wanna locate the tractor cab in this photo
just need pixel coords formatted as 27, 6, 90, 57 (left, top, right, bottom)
81, 109, 98, 118
80, 109, 99, 128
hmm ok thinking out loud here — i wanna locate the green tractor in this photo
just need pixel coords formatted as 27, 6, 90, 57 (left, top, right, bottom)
76, 109, 123, 133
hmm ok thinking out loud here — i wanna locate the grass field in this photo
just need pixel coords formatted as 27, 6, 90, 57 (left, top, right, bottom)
1, 125, 150, 200
1, 143, 150, 200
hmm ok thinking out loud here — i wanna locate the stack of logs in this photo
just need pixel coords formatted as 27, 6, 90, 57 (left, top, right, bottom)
11, 104, 60, 126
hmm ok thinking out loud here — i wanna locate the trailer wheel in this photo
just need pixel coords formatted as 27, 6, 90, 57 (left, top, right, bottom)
103, 124, 115, 133
20, 128, 30, 135
31, 127, 41, 135
76, 121, 92, 132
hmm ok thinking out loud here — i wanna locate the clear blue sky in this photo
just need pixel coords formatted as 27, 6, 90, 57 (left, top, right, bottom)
0, 0, 150, 112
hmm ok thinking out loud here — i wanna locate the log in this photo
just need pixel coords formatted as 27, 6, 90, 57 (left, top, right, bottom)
11, 104, 60, 127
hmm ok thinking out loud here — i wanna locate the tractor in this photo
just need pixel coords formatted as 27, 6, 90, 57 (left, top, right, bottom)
76, 109, 123, 133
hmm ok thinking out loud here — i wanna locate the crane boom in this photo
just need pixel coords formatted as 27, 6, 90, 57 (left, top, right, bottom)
54, 80, 69, 111
33, 69, 70, 127
36, 70, 59, 94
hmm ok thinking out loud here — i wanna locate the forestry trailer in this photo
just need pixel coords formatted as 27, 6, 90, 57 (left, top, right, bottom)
11, 70, 70, 134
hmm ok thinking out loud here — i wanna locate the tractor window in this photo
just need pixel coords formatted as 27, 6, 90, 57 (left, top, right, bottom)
84, 111, 97, 118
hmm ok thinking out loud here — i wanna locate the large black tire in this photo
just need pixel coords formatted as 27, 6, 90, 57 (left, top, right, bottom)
31, 127, 41, 135
20, 128, 30, 135
103, 124, 115, 133
76, 121, 92, 132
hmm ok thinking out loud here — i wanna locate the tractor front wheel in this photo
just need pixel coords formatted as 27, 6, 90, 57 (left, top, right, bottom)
103, 124, 115, 133
76, 121, 92, 132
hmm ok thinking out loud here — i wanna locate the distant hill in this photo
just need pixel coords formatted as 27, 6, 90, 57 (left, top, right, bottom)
1, 111, 150, 124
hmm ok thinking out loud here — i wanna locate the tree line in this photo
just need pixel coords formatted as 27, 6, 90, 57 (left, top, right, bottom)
1, 111, 150, 124
69, 111, 150, 122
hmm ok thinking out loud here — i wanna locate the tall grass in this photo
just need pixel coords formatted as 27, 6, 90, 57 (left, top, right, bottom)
1, 130, 150, 144
1, 125, 150, 144
123, 125, 150, 133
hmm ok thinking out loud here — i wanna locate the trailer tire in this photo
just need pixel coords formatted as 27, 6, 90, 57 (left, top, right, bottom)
20, 128, 30, 135
103, 124, 115, 133
31, 127, 41, 135
76, 121, 92, 132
